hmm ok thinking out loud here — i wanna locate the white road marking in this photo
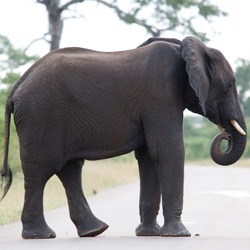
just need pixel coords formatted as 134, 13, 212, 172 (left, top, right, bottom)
198, 190, 250, 198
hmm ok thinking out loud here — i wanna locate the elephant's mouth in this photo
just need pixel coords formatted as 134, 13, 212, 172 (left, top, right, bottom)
218, 120, 246, 136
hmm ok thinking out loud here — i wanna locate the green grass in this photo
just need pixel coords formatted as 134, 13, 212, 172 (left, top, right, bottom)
0, 156, 139, 225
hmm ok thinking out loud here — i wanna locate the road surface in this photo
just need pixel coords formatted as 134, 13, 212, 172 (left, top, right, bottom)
1, 165, 250, 249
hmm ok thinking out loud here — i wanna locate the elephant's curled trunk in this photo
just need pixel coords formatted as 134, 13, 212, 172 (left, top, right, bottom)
210, 119, 247, 166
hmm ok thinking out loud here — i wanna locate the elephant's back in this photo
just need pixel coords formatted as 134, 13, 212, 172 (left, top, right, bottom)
10, 46, 144, 126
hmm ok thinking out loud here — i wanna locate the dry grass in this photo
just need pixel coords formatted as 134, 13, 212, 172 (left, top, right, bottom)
0, 158, 138, 225
0, 172, 24, 224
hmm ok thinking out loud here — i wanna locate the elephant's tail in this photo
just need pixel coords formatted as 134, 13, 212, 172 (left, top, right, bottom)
0, 102, 13, 201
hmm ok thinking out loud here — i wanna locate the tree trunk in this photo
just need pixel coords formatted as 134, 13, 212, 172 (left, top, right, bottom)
46, 0, 63, 51
38, 0, 85, 51
49, 13, 63, 51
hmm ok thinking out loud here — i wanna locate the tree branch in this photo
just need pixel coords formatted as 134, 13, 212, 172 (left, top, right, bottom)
37, 0, 85, 13
59, 0, 85, 13
95, 0, 162, 37
24, 33, 50, 53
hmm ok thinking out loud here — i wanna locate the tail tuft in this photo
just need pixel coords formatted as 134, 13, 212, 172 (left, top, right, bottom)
0, 166, 13, 201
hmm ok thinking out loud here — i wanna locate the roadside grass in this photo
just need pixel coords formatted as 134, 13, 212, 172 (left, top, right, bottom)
0, 155, 138, 225
187, 158, 250, 167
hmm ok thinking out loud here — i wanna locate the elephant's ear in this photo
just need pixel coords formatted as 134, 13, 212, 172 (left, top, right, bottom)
181, 36, 213, 115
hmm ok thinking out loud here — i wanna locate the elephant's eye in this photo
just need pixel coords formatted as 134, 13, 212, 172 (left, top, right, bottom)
223, 81, 234, 93
227, 81, 234, 91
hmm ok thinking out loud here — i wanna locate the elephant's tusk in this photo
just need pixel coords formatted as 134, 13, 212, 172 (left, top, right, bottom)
217, 125, 225, 132
230, 120, 246, 135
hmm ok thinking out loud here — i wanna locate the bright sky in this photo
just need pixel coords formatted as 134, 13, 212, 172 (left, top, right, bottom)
0, 0, 250, 69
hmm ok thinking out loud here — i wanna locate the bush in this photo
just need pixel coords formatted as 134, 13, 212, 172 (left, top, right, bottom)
242, 117, 250, 159
184, 116, 219, 160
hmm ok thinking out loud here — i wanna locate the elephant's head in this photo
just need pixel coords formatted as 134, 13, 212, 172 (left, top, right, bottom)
181, 36, 247, 165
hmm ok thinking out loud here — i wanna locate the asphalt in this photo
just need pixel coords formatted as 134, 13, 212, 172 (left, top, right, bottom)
1, 165, 250, 250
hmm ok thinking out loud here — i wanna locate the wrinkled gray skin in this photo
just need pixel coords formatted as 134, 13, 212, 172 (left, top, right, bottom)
1, 36, 246, 239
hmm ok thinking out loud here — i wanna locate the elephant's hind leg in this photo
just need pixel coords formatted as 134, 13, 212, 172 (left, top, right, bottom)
57, 160, 108, 237
21, 162, 56, 239
135, 146, 161, 236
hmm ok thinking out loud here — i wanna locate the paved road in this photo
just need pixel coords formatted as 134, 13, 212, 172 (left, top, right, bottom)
1, 165, 250, 249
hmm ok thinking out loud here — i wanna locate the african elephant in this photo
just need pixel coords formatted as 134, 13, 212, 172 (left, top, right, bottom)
0, 36, 247, 239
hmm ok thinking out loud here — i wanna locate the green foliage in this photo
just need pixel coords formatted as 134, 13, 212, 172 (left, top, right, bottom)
184, 116, 219, 160
113, 0, 227, 40
0, 34, 39, 71
197, 1, 222, 18
0, 89, 9, 106
80, 1, 227, 43
242, 117, 250, 158
235, 59, 250, 116
0, 34, 39, 85
1, 72, 20, 85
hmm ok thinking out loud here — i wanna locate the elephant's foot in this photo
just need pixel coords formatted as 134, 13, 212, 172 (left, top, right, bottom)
77, 217, 109, 237
22, 223, 56, 239
160, 219, 191, 237
135, 221, 161, 236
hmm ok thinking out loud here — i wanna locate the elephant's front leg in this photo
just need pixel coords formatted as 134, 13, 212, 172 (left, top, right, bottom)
156, 135, 191, 237
135, 146, 161, 236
